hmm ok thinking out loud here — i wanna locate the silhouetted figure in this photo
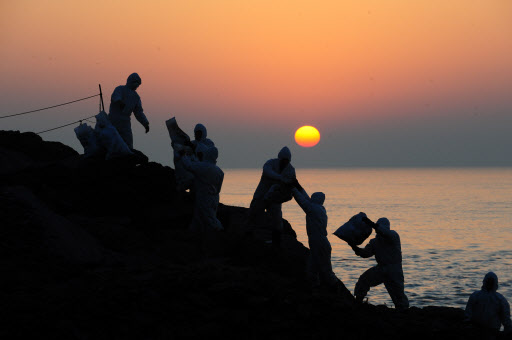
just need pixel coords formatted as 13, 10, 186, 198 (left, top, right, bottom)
465, 272, 511, 338
182, 145, 224, 232
177, 123, 216, 193
351, 217, 409, 310
292, 182, 350, 296
191, 123, 215, 151
249, 146, 295, 248
108, 73, 149, 149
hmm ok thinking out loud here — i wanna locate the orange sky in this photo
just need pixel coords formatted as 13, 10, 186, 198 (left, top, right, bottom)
1, 1, 511, 167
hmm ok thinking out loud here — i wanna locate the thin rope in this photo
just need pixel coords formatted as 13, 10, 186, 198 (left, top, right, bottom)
0, 94, 100, 119
36, 115, 97, 134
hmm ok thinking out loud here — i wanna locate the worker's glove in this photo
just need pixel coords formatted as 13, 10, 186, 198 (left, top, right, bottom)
144, 124, 150, 133
362, 216, 377, 229
350, 244, 361, 255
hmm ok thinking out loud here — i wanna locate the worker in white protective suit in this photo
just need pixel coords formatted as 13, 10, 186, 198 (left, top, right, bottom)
191, 123, 215, 150
182, 145, 224, 232
465, 272, 512, 338
351, 217, 409, 310
291, 182, 352, 297
249, 146, 295, 248
108, 73, 149, 149
172, 123, 216, 193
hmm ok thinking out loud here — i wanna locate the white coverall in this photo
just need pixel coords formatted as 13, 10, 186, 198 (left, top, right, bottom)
249, 147, 295, 245
465, 272, 512, 335
182, 146, 224, 232
292, 188, 338, 288
173, 123, 215, 191
354, 218, 409, 309
191, 123, 215, 150
108, 73, 149, 149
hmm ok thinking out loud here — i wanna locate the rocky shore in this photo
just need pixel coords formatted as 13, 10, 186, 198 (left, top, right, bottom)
0, 130, 503, 339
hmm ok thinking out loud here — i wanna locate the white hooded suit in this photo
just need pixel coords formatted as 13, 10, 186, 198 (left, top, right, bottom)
108, 73, 149, 149
249, 147, 295, 237
465, 272, 511, 334
353, 218, 409, 309
182, 146, 224, 232
292, 187, 338, 287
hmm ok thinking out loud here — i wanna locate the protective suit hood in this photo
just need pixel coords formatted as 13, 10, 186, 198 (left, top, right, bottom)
482, 272, 499, 292
204, 146, 218, 164
311, 192, 325, 205
194, 124, 208, 140
196, 144, 218, 164
126, 73, 141, 87
278, 146, 291, 161
377, 218, 391, 231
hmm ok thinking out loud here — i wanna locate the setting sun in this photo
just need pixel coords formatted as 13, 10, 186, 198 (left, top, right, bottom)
295, 126, 321, 148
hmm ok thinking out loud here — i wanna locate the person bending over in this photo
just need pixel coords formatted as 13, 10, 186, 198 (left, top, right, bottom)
292, 181, 351, 298
351, 217, 409, 310
248, 146, 295, 248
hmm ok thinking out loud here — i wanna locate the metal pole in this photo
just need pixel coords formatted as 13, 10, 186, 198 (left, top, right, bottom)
98, 84, 105, 112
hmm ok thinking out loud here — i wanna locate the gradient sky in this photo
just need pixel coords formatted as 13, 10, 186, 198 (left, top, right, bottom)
1, 1, 511, 168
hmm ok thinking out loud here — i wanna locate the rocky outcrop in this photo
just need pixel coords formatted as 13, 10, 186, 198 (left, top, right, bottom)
0, 130, 502, 339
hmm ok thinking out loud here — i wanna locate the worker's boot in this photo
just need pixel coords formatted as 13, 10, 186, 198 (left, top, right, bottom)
354, 294, 365, 307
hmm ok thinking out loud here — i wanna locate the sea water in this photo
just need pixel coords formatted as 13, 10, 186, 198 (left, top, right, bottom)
220, 168, 512, 308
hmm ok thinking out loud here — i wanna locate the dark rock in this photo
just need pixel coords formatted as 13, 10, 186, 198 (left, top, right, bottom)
0, 130, 78, 162
0, 130, 493, 339
2, 185, 104, 265
0, 130, 79, 175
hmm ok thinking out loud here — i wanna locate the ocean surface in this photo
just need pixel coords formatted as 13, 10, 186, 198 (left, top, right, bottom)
220, 168, 512, 309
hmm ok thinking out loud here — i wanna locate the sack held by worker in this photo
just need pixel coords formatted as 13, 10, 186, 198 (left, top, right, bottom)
74, 123, 102, 158
166, 117, 195, 191
334, 212, 373, 246
94, 111, 133, 160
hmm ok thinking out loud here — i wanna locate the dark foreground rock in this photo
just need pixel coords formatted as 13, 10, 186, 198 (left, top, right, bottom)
1, 130, 507, 339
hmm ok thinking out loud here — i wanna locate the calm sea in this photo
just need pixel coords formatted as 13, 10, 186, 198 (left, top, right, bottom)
221, 168, 512, 309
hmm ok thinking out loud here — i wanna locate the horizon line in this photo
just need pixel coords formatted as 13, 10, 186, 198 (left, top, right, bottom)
221, 165, 512, 170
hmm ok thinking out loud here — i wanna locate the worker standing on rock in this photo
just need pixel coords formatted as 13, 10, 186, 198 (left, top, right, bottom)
191, 123, 215, 151
249, 146, 295, 248
182, 145, 224, 232
465, 272, 511, 338
108, 73, 149, 149
291, 180, 352, 297
351, 217, 409, 310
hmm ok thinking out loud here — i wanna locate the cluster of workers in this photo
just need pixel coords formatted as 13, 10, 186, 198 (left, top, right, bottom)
107, 73, 511, 336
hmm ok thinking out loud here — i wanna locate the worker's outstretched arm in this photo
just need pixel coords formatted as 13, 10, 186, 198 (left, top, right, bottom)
133, 99, 149, 133
352, 242, 374, 258
291, 187, 312, 213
